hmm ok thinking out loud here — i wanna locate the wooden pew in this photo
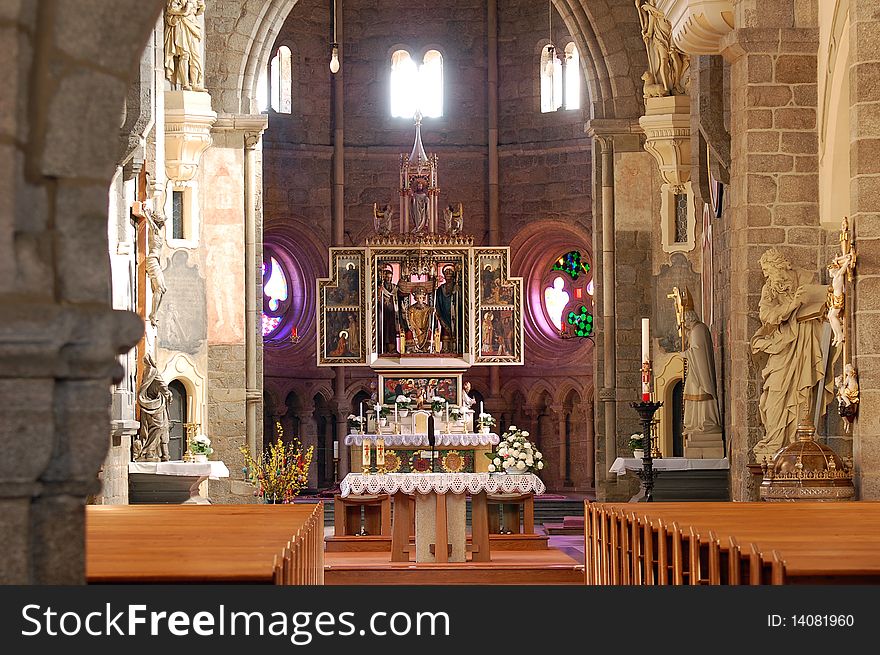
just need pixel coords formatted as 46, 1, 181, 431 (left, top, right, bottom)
87, 503, 324, 585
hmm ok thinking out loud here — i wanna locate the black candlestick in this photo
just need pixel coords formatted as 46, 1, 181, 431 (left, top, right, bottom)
427, 414, 436, 472
630, 400, 663, 502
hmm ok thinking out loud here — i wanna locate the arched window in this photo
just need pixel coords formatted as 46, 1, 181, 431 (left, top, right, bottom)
270, 45, 292, 114
262, 255, 290, 338
391, 49, 443, 118
541, 251, 593, 338
564, 43, 580, 110
540, 45, 562, 113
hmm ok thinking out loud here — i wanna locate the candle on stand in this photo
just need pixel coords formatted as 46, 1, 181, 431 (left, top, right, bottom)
333, 440, 338, 459
641, 317, 651, 401
479, 401, 483, 416
394, 402, 398, 422
445, 402, 449, 424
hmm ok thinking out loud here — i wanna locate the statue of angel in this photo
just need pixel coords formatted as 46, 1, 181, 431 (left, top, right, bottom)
373, 203, 393, 235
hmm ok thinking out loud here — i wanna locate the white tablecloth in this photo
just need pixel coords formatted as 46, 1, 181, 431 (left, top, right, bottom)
340, 472, 546, 497
128, 460, 230, 480
344, 433, 499, 447
609, 457, 729, 476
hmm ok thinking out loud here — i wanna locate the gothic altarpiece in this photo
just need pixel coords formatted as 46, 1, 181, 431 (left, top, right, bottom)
317, 126, 523, 474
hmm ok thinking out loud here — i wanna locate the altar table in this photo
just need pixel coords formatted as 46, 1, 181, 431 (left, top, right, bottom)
128, 461, 230, 504
609, 457, 730, 502
340, 472, 545, 563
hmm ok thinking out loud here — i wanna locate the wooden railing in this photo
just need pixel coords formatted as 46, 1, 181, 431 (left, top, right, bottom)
585, 501, 880, 585
87, 503, 324, 585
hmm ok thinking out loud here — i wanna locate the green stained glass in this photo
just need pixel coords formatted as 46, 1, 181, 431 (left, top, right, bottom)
552, 251, 590, 279
565, 305, 594, 337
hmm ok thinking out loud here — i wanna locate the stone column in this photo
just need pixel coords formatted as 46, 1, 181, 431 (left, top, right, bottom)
850, 0, 880, 498
334, 369, 350, 478
721, 0, 822, 499
551, 404, 566, 486
295, 402, 317, 490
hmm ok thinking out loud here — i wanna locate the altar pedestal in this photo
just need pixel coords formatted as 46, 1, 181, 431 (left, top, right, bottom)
609, 457, 730, 502
128, 461, 230, 504
415, 492, 466, 562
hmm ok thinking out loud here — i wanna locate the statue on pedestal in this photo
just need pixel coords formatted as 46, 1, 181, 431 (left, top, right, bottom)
443, 203, 463, 235
635, 0, 689, 96
406, 287, 438, 353
681, 305, 723, 458
751, 248, 834, 460
134, 353, 172, 462
164, 0, 206, 91
373, 203, 393, 236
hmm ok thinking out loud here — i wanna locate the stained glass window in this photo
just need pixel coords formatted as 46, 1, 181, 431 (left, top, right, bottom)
391, 49, 443, 118
552, 250, 590, 279
566, 305, 594, 337
544, 276, 570, 331
262, 256, 289, 338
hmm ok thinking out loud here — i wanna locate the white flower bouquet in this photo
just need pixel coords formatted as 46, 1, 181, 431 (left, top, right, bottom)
189, 433, 213, 456
477, 412, 496, 428
486, 426, 544, 475
395, 395, 413, 409
430, 396, 447, 413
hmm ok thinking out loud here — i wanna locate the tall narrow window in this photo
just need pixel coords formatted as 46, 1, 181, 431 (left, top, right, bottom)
270, 45, 292, 114
390, 49, 443, 118
262, 256, 290, 338
564, 43, 580, 110
541, 45, 562, 113
172, 190, 184, 240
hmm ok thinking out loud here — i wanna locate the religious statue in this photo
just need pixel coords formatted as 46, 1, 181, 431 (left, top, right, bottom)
461, 381, 476, 411
411, 178, 429, 234
144, 192, 168, 328
827, 250, 855, 348
164, 0, 206, 91
435, 265, 462, 354
682, 307, 723, 443
835, 362, 859, 428
373, 203, 394, 235
378, 266, 402, 354
635, 0, 689, 97
443, 203, 463, 235
751, 248, 834, 460
133, 353, 172, 462
406, 286, 438, 353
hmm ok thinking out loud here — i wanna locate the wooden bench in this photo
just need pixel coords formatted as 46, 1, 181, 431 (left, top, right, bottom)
87, 503, 323, 584
585, 501, 880, 585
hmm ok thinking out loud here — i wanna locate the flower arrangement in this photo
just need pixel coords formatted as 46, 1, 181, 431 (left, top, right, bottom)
477, 412, 496, 428
628, 433, 645, 453
376, 404, 390, 419
189, 433, 213, 456
395, 395, 413, 410
240, 436, 314, 503
486, 426, 544, 474
430, 396, 447, 413
347, 414, 366, 432
449, 405, 467, 421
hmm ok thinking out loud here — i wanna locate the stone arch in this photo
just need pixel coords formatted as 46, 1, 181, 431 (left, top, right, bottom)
556, 0, 647, 119
527, 380, 558, 408
205, 0, 302, 114
553, 378, 584, 407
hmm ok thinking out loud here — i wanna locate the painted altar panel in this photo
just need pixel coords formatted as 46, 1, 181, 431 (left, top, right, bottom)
474, 248, 524, 365
368, 244, 472, 368
378, 372, 461, 408
317, 249, 367, 365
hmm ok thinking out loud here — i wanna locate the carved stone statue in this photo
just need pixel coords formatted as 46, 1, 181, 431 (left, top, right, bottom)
751, 248, 834, 460
635, 0, 689, 96
144, 193, 167, 328
164, 0, 206, 91
835, 362, 859, 428
411, 178, 429, 234
641, 71, 666, 99
682, 307, 724, 458
443, 203, 463, 235
373, 203, 394, 235
406, 286, 437, 353
134, 353, 173, 462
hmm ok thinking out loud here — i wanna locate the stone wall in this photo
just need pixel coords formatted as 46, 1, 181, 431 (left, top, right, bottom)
207, 344, 249, 502
721, 0, 824, 499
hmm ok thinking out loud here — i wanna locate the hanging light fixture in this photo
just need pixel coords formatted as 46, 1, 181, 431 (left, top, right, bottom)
329, 0, 340, 74
544, 0, 556, 79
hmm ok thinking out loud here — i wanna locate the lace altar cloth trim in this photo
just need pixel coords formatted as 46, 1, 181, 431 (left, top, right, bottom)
340, 472, 546, 497
344, 433, 499, 447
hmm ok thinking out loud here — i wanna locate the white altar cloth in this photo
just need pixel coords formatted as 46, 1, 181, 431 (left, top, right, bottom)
128, 460, 230, 480
609, 457, 729, 476
344, 433, 499, 448
340, 472, 545, 497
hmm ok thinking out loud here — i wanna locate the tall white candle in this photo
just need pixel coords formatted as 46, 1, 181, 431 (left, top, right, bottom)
479, 401, 483, 416
395, 402, 398, 422
445, 403, 449, 423
333, 440, 339, 459
641, 317, 651, 401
